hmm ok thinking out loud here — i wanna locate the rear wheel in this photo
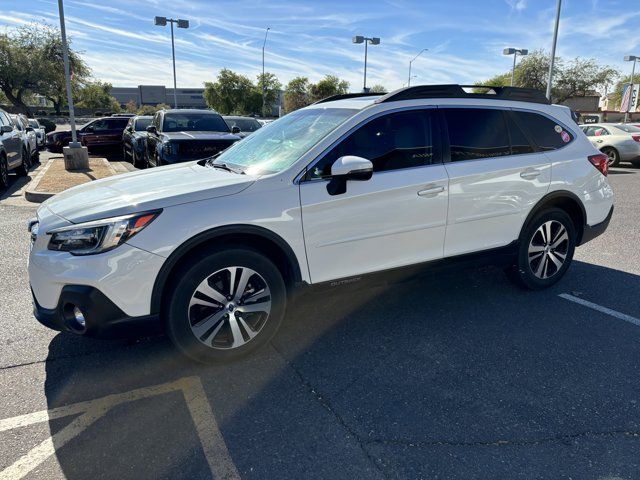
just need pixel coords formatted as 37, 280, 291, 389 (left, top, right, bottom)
166, 248, 286, 364
122, 146, 129, 162
602, 147, 620, 167
0, 155, 8, 189
506, 208, 576, 290
16, 149, 31, 177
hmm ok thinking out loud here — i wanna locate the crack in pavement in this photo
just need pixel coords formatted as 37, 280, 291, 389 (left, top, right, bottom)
269, 342, 390, 480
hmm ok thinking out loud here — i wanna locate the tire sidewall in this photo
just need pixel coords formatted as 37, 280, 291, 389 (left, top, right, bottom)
515, 208, 576, 290
603, 147, 620, 167
166, 248, 286, 364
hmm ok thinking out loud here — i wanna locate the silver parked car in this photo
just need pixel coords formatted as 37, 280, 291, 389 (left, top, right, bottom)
10, 114, 39, 164
28, 118, 46, 148
0, 108, 30, 189
580, 123, 640, 167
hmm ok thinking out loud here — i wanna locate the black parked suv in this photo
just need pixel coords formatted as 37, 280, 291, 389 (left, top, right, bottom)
145, 109, 240, 167
122, 115, 152, 168
0, 108, 29, 189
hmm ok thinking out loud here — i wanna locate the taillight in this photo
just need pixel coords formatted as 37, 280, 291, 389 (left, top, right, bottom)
632, 135, 640, 143
588, 153, 609, 176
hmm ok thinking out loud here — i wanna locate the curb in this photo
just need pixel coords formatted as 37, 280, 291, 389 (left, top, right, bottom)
24, 158, 118, 204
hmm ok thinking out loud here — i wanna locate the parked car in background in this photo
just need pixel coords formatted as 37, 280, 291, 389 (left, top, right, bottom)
580, 123, 640, 167
46, 116, 130, 153
145, 109, 240, 167
0, 108, 29, 189
122, 115, 152, 168
10, 114, 39, 164
28, 118, 46, 148
222, 116, 262, 138
36, 118, 56, 134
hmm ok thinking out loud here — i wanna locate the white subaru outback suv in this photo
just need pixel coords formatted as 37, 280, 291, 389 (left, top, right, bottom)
28, 85, 614, 363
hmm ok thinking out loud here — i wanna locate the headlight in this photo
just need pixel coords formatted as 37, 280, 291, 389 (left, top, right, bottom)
47, 211, 161, 255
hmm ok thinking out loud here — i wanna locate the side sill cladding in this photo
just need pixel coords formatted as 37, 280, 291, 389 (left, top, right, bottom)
149, 224, 304, 315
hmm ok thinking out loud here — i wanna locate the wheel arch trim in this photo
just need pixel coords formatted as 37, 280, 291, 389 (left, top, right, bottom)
149, 224, 303, 315
520, 190, 587, 244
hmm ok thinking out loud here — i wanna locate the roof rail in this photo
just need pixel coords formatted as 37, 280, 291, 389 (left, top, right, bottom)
313, 92, 386, 105
375, 84, 550, 105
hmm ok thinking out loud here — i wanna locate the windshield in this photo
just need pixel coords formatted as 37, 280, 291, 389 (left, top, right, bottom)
615, 124, 640, 133
28, 119, 39, 128
162, 113, 230, 133
134, 117, 152, 131
225, 118, 261, 132
213, 107, 358, 175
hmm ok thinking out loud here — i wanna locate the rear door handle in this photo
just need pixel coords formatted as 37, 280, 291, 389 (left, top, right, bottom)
520, 169, 542, 180
418, 185, 445, 197
596, 139, 603, 143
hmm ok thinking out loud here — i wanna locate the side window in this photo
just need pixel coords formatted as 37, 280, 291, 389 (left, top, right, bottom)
91, 120, 109, 132
443, 108, 510, 161
512, 111, 573, 150
153, 114, 161, 130
505, 113, 535, 155
594, 127, 609, 136
307, 109, 435, 179
0, 113, 8, 126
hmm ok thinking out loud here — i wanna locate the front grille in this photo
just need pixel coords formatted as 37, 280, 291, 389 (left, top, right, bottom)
176, 140, 236, 159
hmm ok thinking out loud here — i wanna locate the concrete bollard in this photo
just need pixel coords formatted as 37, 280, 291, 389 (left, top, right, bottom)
63, 144, 89, 170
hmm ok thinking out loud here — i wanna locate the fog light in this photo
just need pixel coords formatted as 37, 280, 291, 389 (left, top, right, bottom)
73, 306, 86, 328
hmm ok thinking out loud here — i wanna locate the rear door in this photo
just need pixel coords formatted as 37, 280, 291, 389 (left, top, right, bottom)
299, 108, 449, 283
104, 118, 129, 146
441, 107, 552, 257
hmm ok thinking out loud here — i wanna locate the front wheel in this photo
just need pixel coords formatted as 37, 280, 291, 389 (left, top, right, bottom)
0, 155, 8, 189
506, 208, 576, 290
166, 248, 287, 364
602, 147, 620, 167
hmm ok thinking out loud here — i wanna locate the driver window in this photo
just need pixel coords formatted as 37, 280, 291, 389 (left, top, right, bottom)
91, 120, 109, 132
307, 109, 435, 180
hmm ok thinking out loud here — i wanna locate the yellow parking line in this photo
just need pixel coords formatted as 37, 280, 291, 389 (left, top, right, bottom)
0, 376, 239, 480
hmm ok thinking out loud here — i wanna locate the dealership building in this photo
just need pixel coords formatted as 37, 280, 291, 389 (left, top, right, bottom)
110, 85, 207, 109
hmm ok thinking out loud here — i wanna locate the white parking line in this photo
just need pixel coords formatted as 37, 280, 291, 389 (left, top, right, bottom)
0, 376, 240, 480
559, 293, 640, 328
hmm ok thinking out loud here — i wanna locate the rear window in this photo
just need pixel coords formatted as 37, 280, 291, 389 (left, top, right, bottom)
512, 111, 573, 150
134, 117, 152, 131
443, 108, 511, 161
107, 118, 129, 129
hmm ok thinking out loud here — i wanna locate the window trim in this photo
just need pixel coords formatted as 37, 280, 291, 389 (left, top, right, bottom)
297, 106, 442, 184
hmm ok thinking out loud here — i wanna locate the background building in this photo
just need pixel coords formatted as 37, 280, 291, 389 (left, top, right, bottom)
110, 85, 207, 108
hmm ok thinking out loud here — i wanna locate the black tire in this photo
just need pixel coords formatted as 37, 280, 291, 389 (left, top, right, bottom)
16, 149, 31, 177
602, 147, 620, 167
0, 155, 8, 189
132, 149, 145, 169
165, 248, 287, 364
32, 148, 40, 164
506, 208, 576, 290
122, 146, 129, 162
631, 159, 640, 168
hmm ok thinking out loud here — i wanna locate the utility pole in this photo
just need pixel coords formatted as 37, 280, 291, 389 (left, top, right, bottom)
352, 36, 381, 92
408, 49, 428, 87
546, 0, 562, 101
262, 27, 270, 117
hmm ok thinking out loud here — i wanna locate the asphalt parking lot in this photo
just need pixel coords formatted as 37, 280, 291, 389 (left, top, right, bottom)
1, 153, 640, 479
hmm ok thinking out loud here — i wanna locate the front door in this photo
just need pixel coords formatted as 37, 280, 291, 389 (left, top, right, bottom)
299, 108, 449, 283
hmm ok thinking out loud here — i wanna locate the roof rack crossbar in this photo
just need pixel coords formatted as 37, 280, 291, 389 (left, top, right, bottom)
313, 92, 386, 105
375, 84, 549, 105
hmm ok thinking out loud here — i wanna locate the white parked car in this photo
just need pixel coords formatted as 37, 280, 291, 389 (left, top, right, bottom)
579, 123, 640, 167
10, 114, 39, 164
28, 118, 46, 148
28, 85, 614, 363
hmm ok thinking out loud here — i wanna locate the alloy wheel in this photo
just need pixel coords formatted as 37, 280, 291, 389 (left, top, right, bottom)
188, 266, 272, 349
0, 158, 8, 187
528, 220, 569, 279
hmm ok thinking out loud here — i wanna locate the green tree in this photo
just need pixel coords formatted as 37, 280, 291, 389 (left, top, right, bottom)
204, 69, 256, 115
369, 84, 387, 93
136, 103, 169, 115
474, 72, 511, 91
76, 81, 120, 112
283, 76, 311, 113
256, 72, 282, 116
125, 99, 138, 113
309, 75, 349, 102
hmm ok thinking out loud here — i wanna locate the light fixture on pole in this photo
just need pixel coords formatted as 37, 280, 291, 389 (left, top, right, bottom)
546, 0, 562, 100
262, 27, 270, 118
154, 16, 189, 108
57, 0, 88, 169
408, 48, 428, 87
623, 55, 638, 123
353, 35, 380, 92
503, 48, 528, 86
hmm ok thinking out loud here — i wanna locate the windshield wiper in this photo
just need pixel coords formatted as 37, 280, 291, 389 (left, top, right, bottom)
211, 161, 245, 175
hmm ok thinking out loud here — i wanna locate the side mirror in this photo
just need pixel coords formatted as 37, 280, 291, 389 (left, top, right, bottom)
84, 126, 94, 133
327, 155, 373, 195
146, 125, 157, 134
231, 125, 241, 134
0, 125, 12, 134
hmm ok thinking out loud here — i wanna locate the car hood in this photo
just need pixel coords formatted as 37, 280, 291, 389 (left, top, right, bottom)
41, 161, 255, 224
162, 131, 240, 141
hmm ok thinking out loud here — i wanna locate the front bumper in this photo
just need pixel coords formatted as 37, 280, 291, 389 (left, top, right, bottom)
32, 285, 161, 338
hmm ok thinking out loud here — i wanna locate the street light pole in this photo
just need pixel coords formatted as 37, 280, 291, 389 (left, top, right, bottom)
624, 55, 638, 123
262, 27, 270, 118
353, 36, 380, 92
503, 48, 528, 86
154, 16, 189, 109
57, 0, 78, 146
546, 0, 562, 101
408, 48, 428, 87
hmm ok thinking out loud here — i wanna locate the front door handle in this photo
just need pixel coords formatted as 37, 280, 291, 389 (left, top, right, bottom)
520, 169, 542, 180
418, 185, 445, 197
596, 139, 603, 143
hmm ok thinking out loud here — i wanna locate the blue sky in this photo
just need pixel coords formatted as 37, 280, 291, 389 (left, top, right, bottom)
1, 0, 639, 91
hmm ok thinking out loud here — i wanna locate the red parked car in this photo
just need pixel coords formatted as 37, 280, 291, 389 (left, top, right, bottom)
46, 116, 129, 153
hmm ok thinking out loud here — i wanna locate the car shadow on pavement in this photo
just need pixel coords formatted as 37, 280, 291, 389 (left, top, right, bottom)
42, 261, 640, 479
